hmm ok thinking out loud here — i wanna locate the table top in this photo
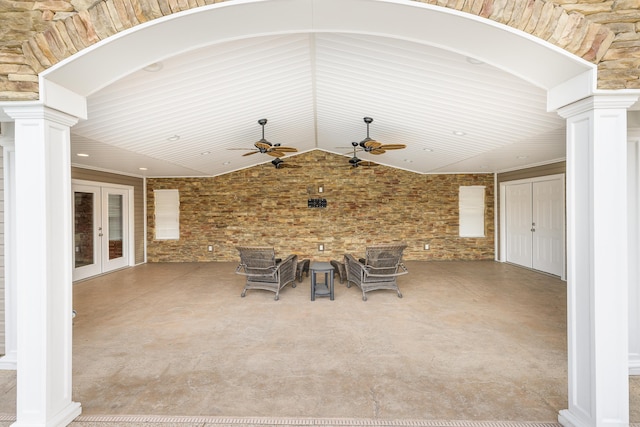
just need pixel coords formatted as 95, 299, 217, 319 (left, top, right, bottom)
310, 262, 333, 271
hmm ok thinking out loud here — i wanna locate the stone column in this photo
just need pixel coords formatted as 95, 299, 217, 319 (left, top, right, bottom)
557, 94, 638, 427
3, 105, 82, 427
0, 123, 16, 370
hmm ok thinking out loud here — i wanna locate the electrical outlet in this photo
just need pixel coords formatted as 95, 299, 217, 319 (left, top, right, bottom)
318, 243, 324, 251
207, 245, 213, 252
424, 244, 430, 250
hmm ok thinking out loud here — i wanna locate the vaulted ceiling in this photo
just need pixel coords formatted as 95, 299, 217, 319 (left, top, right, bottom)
69, 31, 566, 177
4, 0, 602, 179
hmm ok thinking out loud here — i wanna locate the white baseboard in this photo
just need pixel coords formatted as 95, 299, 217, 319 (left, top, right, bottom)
630, 353, 640, 375
0, 352, 17, 370
11, 401, 81, 427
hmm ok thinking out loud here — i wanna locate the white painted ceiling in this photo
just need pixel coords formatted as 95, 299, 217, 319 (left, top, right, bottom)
69, 31, 568, 177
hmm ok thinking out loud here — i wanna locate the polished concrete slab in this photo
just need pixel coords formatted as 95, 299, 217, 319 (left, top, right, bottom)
0, 260, 638, 426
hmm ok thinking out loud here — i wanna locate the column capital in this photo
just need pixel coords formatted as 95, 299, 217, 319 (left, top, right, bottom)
557, 93, 639, 119
3, 104, 79, 128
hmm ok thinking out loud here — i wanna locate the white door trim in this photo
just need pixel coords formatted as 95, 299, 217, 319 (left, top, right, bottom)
72, 184, 101, 281
72, 179, 134, 281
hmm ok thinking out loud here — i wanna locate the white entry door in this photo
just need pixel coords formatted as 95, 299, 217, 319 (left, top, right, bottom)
503, 175, 565, 277
73, 184, 131, 281
505, 183, 533, 267
531, 179, 564, 275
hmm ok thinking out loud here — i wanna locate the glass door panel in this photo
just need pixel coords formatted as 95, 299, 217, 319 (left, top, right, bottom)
108, 194, 124, 260
73, 185, 101, 281
74, 191, 95, 268
102, 188, 129, 272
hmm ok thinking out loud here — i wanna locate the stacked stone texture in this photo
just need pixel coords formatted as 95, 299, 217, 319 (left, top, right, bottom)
146, 151, 495, 263
1, 0, 639, 100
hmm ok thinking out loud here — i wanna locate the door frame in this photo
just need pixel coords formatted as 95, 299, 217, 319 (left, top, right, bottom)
499, 173, 566, 280
72, 179, 135, 281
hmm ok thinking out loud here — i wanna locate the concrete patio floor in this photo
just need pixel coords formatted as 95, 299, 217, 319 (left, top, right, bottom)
0, 260, 638, 426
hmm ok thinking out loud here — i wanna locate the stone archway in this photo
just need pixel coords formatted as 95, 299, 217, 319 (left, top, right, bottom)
0, 0, 620, 102
0, 2, 637, 427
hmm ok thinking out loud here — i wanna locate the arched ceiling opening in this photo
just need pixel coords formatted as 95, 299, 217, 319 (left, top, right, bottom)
36, 0, 597, 176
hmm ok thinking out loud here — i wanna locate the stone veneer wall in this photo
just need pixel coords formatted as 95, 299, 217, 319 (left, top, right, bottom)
146, 151, 495, 262
2, 0, 640, 101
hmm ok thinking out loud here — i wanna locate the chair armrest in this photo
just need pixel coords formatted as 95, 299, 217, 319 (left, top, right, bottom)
363, 268, 408, 278
274, 254, 296, 271
235, 264, 277, 277
363, 263, 409, 278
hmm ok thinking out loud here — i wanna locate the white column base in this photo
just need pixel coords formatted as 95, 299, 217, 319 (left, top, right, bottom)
10, 401, 81, 427
630, 356, 640, 375
559, 410, 580, 427
0, 351, 17, 370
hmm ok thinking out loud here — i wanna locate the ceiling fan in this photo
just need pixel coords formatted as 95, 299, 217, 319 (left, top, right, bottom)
355, 117, 407, 154
228, 119, 298, 157
346, 142, 378, 168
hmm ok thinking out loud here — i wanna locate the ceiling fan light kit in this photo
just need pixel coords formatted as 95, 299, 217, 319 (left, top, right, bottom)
342, 117, 407, 168
228, 118, 298, 159
271, 157, 300, 169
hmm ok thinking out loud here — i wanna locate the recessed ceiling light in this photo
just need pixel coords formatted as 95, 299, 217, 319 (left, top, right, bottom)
403, 159, 413, 163
76, 153, 89, 157
201, 151, 211, 156
167, 135, 180, 142
423, 148, 434, 152
139, 167, 148, 171
143, 62, 163, 72
517, 155, 529, 159
453, 131, 466, 136
222, 161, 231, 165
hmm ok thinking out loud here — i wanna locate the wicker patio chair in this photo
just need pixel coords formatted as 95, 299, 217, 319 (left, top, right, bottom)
296, 258, 310, 282
235, 246, 297, 300
330, 259, 346, 284
344, 244, 408, 301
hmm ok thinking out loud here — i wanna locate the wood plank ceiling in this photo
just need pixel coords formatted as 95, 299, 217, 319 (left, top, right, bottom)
70, 32, 566, 177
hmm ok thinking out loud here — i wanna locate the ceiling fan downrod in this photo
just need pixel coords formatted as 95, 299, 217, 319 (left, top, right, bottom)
360, 117, 374, 148
258, 118, 271, 147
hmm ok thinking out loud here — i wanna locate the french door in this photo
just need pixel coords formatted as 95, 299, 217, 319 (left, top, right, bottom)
73, 183, 131, 281
502, 175, 565, 278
